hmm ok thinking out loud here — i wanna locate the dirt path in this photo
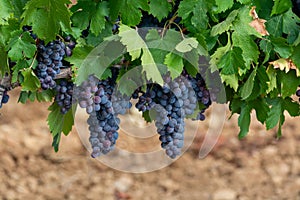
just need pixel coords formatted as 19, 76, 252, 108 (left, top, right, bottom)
0, 90, 299, 200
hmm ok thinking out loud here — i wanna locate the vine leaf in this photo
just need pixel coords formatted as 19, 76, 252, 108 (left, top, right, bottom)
282, 9, 300, 44
71, 1, 108, 36
21, 0, 72, 43
211, 10, 238, 36
0, 44, 9, 77
271, 0, 292, 16
238, 103, 251, 139
109, 0, 149, 26
209, 33, 231, 72
221, 74, 239, 92
266, 66, 277, 93
291, 45, 300, 71
265, 97, 299, 137
269, 58, 300, 76
232, 31, 259, 68
175, 37, 198, 53
75, 36, 126, 86
271, 37, 293, 58
21, 68, 40, 92
0, 0, 13, 25
47, 103, 75, 152
240, 69, 256, 100
119, 25, 163, 85
217, 47, 245, 75
64, 45, 94, 74
214, 0, 234, 13
178, 0, 208, 30
266, 98, 282, 130
279, 70, 300, 98
236, 0, 251, 4
149, 0, 172, 22
250, 98, 270, 124
7, 31, 36, 61
164, 52, 184, 79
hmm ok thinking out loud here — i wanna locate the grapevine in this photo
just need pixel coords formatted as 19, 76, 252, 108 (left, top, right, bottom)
0, 0, 300, 159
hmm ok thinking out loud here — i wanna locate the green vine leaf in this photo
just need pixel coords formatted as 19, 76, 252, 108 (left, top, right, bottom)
266, 98, 284, 133
175, 37, 198, 53
178, 0, 209, 30
21, 0, 72, 43
250, 98, 270, 124
20, 68, 40, 92
7, 31, 36, 61
232, 32, 259, 68
164, 52, 184, 79
271, 37, 293, 58
109, 0, 149, 26
214, 0, 234, 13
240, 69, 256, 100
238, 103, 251, 139
211, 10, 238, 36
71, 1, 108, 36
209, 33, 231, 72
149, 0, 172, 22
47, 103, 75, 152
218, 47, 245, 75
119, 25, 163, 85
0, 0, 14, 25
271, 0, 292, 16
278, 70, 300, 98
221, 74, 239, 92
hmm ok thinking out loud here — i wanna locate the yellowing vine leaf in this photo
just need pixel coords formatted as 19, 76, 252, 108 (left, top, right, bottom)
249, 6, 269, 36
269, 58, 300, 76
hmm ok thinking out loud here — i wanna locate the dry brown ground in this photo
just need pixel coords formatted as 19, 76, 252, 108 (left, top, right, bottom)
0, 90, 300, 200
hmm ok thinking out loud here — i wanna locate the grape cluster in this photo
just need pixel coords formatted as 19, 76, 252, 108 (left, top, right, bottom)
35, 40, 66, 90
186, 73, 211, 121
55, 80, 74, 114
75, 68, 211, 159
27, 26, 76, 90
132, 72, 210, 158
75, 70, 131, 157
151, 84, 186, 159
296, 87, 300, 102
0, 90, 9, 108
135, 85, 156, 112
88, 101, 120, 157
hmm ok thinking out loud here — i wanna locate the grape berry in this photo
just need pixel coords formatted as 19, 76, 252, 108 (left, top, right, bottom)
0, 90, 9, 108
55, 79, 74, 114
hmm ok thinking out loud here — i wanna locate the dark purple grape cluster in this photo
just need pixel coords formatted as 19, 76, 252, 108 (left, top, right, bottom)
64, 36, 76, 57
135, 85, 156, 112
55, 79, 74, 114
0, 90, 9, 108
296, 87, 300, 102
151, 83, 186, 159
35, 40, 66, 90
132, 72, 210, 158
74, 70, 132, 158
186, 73, 211, 121
75, 68, 210, 159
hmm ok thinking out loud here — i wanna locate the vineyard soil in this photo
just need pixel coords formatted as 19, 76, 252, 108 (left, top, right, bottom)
0, 90, 300, 200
